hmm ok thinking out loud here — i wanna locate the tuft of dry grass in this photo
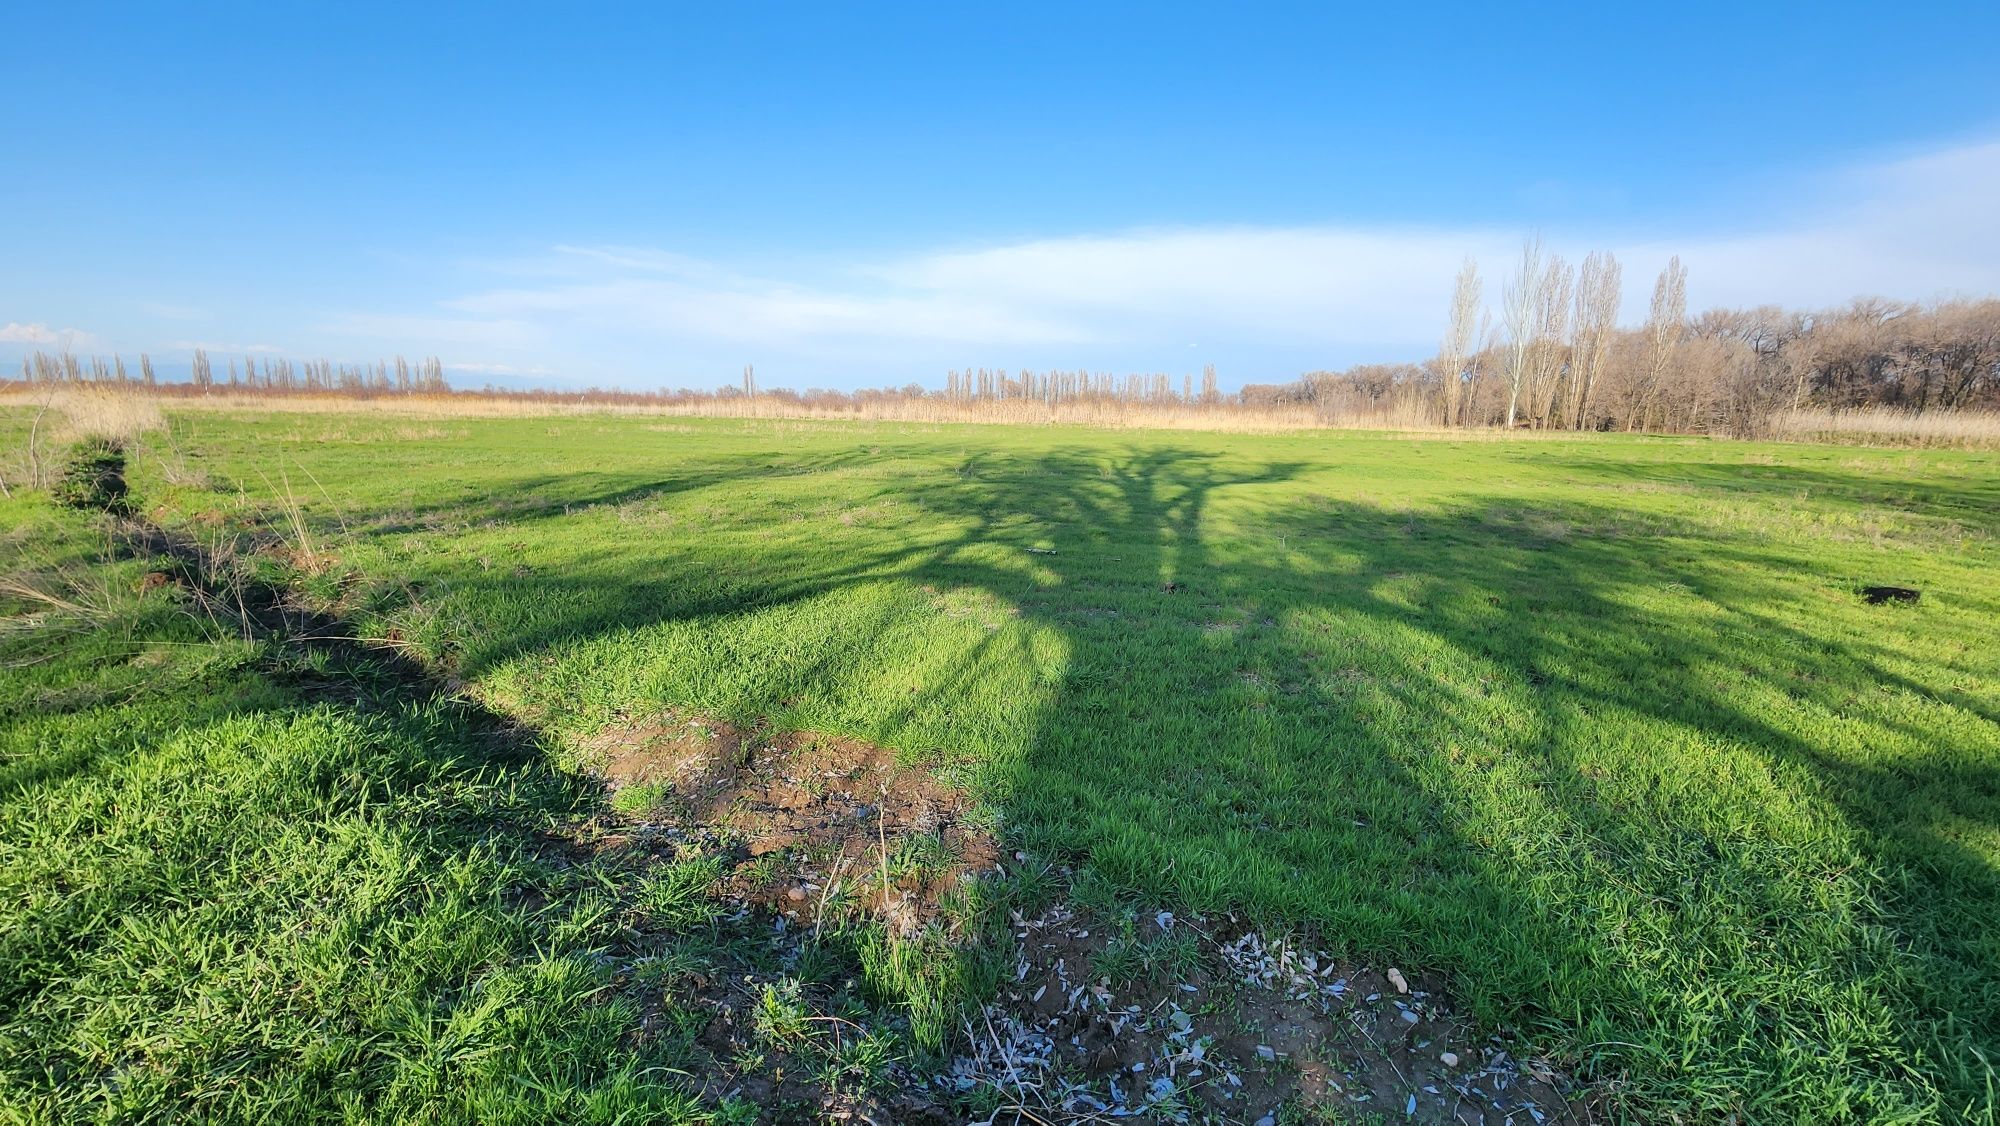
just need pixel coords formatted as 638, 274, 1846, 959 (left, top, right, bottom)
2, 388, 163, 493
1769, 406, 2000, 448
43, 386, 167, 444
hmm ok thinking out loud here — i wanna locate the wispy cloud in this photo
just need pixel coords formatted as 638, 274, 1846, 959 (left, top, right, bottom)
0, 322, 100, 350
315, 137, 2000, 385
1624, 139, 2000, 311
444, 359, 559, 377
443, 278, 1091, 346
170, 339, 289, 354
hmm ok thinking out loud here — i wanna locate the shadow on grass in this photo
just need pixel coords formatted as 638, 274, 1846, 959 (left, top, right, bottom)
0, 550, 712, 1119
181, 436, 2000, 1119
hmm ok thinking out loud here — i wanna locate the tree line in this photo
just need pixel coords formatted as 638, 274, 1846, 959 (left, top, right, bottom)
11, 263, 1997, 437
17, 349, 451, 395
1254, 244, 2000, 433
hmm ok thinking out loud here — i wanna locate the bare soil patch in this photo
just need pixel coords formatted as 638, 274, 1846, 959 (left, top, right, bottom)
576, 714, 1602, 1123
585, 712, 998, 933
957, 900, 1603, 1123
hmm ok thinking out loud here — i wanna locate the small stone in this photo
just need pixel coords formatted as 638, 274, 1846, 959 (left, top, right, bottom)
1400, 1009, 1421, 1024
786, 887, 807, 902
1387, 967, 1409, 993
1255, 1117, 1277, 1126
1440, 1051, 1460, 1068
1255, 1044, 1277, 1061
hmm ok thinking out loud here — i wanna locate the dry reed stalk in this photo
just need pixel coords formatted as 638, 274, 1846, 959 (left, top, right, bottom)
1769, 406, 2000, 448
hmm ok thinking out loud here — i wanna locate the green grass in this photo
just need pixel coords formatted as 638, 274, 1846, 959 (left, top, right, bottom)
0, 521, 701, 1122
5, 408, 1999, 1121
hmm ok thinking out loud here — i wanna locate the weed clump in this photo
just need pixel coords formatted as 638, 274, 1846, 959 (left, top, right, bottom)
634, 856, 728, 928
51, 437, 131, 514
859, 923, 1004, 1053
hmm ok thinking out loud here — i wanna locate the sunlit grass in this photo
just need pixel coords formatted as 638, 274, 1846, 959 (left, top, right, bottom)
4, 407, 1996, 1120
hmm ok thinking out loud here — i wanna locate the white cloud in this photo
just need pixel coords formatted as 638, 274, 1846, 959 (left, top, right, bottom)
0, 322, 99, 349
867, 138, 2000, 347
1631, 139, 2000, 312
314, 136, 2000, 384
170, 339, 289, 354
444, 277, 1090, 346
444, 360, 558, 377
868, 225, 1518, 345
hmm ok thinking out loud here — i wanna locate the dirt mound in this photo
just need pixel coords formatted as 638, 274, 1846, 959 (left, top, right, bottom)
586, 713, 997, 933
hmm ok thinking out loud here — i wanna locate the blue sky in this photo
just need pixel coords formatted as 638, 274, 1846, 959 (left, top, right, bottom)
5, 2, 1999, 390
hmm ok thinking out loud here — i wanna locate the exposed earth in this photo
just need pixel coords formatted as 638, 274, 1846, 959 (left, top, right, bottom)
574, 715, 1600, 1123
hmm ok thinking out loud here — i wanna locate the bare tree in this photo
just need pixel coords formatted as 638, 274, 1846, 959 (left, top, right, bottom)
1527, 255, 1575, 427
191, 348, 213, 389
1568, 251, 1622, 429
1438, 258, 1481, 427
1500, 236, 1546, 428
1912, 299, 2000, 411
1636, 256, 1687, 430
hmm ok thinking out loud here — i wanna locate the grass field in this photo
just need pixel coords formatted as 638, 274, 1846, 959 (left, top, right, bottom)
4, 407, 1997, 1122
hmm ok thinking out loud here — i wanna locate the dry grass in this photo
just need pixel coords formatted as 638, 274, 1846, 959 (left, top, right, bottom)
0, 387, 169, 495
1768, 406, 2000, 448
41, 386, 168, 444
12, 386, 1997, 446
0, 390, 1464, 438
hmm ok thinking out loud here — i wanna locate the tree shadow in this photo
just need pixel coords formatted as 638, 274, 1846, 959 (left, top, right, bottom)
219, 431, 1999, 1118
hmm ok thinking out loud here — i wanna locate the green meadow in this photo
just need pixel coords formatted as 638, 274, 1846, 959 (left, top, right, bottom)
4, 408, 1997, 1122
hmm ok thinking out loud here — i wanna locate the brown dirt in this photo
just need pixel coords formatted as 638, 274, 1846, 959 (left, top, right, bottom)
574, 713, 1604, 1123
585, 712, 998, 934
135, 569, 176, 592
959, 901, 1605, 1123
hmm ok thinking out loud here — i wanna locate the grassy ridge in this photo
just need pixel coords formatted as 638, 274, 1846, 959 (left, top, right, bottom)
6, 409, 1999, 1120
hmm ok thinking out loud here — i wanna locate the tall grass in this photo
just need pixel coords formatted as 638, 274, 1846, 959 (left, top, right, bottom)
11, 379, 2000, 445
0, 384, 1453, 434
1768, 405, 2000, 448
0, 386, 166, 494
42, 385, 166, 444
